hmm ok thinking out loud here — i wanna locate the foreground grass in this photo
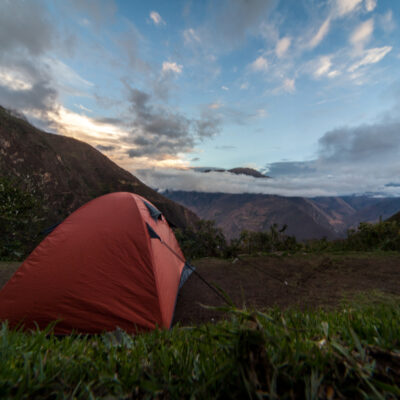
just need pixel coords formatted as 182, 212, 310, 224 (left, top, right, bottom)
0, 300, 399, 399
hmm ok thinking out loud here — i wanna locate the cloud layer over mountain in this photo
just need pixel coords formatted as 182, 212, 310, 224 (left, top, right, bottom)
137, 103, 400, 197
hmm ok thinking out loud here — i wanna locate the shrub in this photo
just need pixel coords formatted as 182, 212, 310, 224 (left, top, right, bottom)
0, 177, 45, 260
174, 219, 228, 259
303, 220, 400, 253
237, 224, 300, 254
176, 221, 300, 259
345, 220, 400, 251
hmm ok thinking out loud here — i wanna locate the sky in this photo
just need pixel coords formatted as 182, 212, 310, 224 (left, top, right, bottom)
1, 0, 400, 197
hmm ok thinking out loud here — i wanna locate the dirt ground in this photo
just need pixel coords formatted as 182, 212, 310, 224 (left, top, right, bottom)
1, 253, 399, 327
173, 252, 400, 325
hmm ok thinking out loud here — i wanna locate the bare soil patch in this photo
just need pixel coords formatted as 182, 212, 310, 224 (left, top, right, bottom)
173, 252, 400, 325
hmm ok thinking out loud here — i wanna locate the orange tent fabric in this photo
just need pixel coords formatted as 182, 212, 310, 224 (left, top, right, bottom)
0, 192, 189, 334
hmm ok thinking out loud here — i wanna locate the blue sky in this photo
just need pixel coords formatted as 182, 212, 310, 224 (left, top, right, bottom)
1, 0, 400, 196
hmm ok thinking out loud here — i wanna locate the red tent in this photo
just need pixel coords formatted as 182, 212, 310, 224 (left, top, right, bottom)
0, 192, 192, 334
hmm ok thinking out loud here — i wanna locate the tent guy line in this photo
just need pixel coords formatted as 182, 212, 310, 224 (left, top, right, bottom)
147, 221, 231, 306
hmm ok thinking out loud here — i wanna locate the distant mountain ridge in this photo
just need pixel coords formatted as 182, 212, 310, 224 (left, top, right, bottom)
201, 167, 269, 178
0, 106, 198, 229
228, 168, 270, 178
164, 190, 400, 240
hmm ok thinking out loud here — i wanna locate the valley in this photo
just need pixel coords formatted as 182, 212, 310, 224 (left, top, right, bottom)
165, 190, 400, 240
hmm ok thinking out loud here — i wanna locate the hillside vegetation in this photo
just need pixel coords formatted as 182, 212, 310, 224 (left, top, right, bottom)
388, 211, 400, 223
0, 177, 46, 259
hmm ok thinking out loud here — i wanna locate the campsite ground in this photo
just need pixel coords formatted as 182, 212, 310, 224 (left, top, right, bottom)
173, 252, 400, 325
2, 252, 399, 326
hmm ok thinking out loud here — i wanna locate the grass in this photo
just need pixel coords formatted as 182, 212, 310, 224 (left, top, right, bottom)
0, 296, 399, 399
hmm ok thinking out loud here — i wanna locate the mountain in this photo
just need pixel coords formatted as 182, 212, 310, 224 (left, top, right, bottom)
342, 196, 400, 226
0, 106, 198, 229
228, 168, 269, 178
164, 191, 340, 240
202, 167, 269, 178
164, 190, 400, 240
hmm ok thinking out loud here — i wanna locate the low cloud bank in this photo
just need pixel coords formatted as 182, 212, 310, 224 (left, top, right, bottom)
134, 167, 400, 198
135, 117, 400, 198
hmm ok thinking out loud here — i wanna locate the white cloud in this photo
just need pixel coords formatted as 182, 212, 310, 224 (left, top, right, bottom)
47, 106, 127, 144
275, 37, 291, 58
209, 102, 222, 109
74, 104, 92, 113
149, 11, 165, 26
335, 0, 363, 17
183, 28, 200, 45
79, 18, 90, 27
309, 17, 331, 49
348, 46, 392, 72
240, 82, 249, 90
250, 56, 268, 72
256, 108, 268, 118
314, 56, 332, 77
327, 69, 340, 78
221, 86, 229, 91
43, 58, 93, 89
379, 10, 395, 33
365, 0, 377, 12
271, 78, 296, 95
42, 105, 188, 171
283, 78, 295, 93
350, 19, 374, 49
135, 162, 400, 197
313, 56, 340, 79
162, 61, 183, 74
0, 68, 33, 91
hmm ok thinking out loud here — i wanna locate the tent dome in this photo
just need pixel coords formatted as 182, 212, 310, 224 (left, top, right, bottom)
0, 192, 191, 334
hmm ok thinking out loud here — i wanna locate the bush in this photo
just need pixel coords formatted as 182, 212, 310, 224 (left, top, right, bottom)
174, 219, 228, 259
175, 221, 300, 259
0, 177, 45, 260
345, 221, 400, 251
238, 224, 299, 254
303, 220, 400, 253
304, 237, 333, 252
